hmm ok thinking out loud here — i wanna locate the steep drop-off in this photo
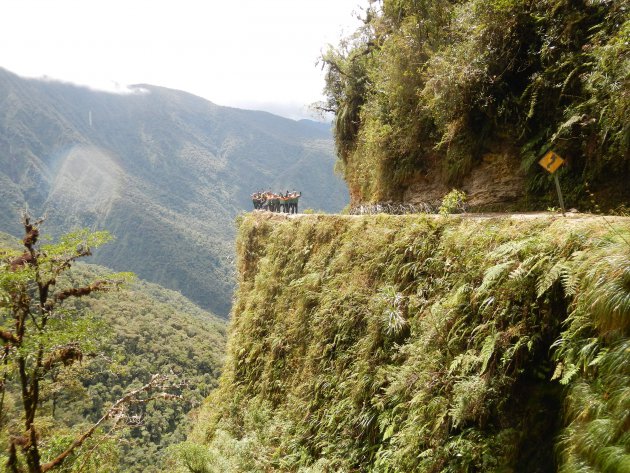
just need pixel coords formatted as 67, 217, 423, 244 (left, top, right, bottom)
0, 67, 349, 316
184, 212, 629, 472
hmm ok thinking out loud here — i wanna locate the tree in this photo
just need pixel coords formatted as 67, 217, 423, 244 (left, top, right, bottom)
0, 215, 179, 473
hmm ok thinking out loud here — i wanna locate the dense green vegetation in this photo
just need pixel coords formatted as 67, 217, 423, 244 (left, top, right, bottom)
0, 230, 226, 472
321, 0, 629, 207
183, 212, 629, 472
63, 264, 226, 472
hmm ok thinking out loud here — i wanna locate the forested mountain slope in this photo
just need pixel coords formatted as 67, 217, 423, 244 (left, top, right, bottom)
0, 68, 348, 316
183, 212, 630, 472
0, 230, 227, 472
64, 263, 227, 472
321, 0, 629, 210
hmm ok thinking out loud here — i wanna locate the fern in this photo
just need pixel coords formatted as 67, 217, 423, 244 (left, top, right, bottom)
488, 237, 537, 260
550, 114, 583, 143
480, 333, 498, 374
536, 258, 568, 297
478, 261, 513, 294
560, 363, 579, 385
560, 267, 580, 297
509, 254, 538, 282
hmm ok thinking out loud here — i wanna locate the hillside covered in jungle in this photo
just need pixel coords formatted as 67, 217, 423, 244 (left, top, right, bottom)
320, 0, 628, 210
0, 67, 348, 317
0, 230, 226, 473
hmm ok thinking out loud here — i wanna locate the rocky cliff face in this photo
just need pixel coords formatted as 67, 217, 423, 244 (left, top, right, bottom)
322, 1, 629, 212
403, 149, 527, 209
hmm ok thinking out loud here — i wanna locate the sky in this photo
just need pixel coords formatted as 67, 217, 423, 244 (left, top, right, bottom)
0, 0, 364, 120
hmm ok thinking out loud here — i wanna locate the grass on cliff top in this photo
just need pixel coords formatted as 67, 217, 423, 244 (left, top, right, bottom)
177, 213, 629, 473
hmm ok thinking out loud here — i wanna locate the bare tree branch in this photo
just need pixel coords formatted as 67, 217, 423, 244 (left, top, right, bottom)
41, 374, 181, 472
42, 344, 83, 373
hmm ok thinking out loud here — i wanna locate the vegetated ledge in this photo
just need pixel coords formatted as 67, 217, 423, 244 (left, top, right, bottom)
183, 212, 629, 472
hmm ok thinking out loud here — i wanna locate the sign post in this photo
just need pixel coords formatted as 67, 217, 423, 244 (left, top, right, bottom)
538, 150, 566, 216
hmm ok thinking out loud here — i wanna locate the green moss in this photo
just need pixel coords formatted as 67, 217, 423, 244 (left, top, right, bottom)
186, 213, 629, 472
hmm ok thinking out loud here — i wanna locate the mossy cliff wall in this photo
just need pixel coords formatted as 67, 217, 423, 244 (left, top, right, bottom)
186, 213, 629, 472
322, 1, 629, 211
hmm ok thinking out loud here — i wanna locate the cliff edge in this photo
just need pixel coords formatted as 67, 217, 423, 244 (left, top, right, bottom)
182, 212, 629, 472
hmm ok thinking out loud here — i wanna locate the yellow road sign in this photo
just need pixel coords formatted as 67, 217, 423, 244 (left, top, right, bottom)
539, 151, 565, 174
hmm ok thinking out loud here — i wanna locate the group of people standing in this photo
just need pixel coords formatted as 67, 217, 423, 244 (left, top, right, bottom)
251, 191, 302, 214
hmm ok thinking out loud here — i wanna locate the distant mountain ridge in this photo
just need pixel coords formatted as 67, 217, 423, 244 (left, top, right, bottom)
0, 67, 348, 316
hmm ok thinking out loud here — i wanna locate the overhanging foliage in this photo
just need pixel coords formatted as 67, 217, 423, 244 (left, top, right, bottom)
320, 0, 629, 206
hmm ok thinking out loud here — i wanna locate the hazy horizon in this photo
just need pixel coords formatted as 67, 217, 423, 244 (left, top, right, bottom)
0, 0, 363, 120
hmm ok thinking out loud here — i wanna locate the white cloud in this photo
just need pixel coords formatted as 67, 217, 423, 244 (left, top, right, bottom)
0, 0, 363, 119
